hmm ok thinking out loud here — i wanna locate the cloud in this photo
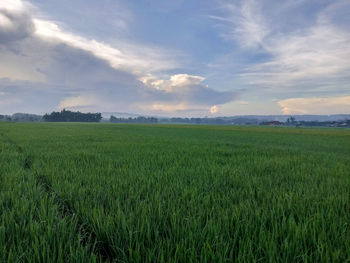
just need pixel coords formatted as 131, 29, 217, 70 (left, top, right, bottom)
58, 95, 100, 110
141, 73, 205, 91
32, 19, 178, 75
0, 0, 178, 77
0, 96, 21, 108
139, 102, 220, 116
215, 0, 350, 95
139, 74, 237, 115
142, 103, 201, 113
210, 105, 218, 114
0, 0, 27, 12
170, 74, 205, 87
278, 96, 350, 115
0, 0, 238, 116
244, 24, 350, 87
214, 0, 269, 49
0, 8, 34, 43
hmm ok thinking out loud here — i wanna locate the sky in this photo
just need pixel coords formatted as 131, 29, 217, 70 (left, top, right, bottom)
0, 0, 349, 116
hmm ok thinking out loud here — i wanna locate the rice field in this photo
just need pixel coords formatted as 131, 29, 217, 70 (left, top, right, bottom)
0, 122, 349, 262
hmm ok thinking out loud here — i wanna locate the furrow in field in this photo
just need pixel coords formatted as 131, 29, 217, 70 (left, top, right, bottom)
32, 168, 114, 262
0, 129, 99, 262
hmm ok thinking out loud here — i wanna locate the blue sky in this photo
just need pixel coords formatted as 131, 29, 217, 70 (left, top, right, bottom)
0, 0, 349, 116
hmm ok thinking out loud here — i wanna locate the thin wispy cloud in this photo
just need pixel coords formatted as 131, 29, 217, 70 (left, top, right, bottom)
213, 0, 270, 49
214, 0, 350, 113
244, 23, 350, 86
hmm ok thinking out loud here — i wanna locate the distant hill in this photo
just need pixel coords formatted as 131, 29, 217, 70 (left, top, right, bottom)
1, 112, 349, 124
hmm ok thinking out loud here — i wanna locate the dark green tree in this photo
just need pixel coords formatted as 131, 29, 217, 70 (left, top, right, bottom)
43, 109, 102, 122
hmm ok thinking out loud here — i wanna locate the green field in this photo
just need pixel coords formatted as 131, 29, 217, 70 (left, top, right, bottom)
0, 123, 349, 262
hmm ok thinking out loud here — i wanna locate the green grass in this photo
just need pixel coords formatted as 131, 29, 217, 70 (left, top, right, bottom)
0, 122, 349, 262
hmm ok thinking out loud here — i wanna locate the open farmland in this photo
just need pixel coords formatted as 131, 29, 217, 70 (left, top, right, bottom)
0, 123, 349, 262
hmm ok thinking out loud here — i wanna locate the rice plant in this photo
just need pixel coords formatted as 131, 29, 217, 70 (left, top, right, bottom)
0, 123, 349, 262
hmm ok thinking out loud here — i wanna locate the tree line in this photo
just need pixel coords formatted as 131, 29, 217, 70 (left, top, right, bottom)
1, 111, 349, 127
43, 109, 102, 122
110, 115, 157, 124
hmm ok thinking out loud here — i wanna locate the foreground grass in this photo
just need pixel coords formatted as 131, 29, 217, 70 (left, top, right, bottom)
0, 123, 349, 262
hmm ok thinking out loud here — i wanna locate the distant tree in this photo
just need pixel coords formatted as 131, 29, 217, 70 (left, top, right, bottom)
11, 113, 42, 122
287, 116, 296, 125
109, 115, 158, 124
43, 109, 102, 122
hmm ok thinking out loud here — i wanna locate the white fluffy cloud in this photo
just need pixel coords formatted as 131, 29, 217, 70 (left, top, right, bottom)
210, 105, 218, 114
169, 74, 205, 87
138, 74, 236, 115
141, 74, 205, 92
